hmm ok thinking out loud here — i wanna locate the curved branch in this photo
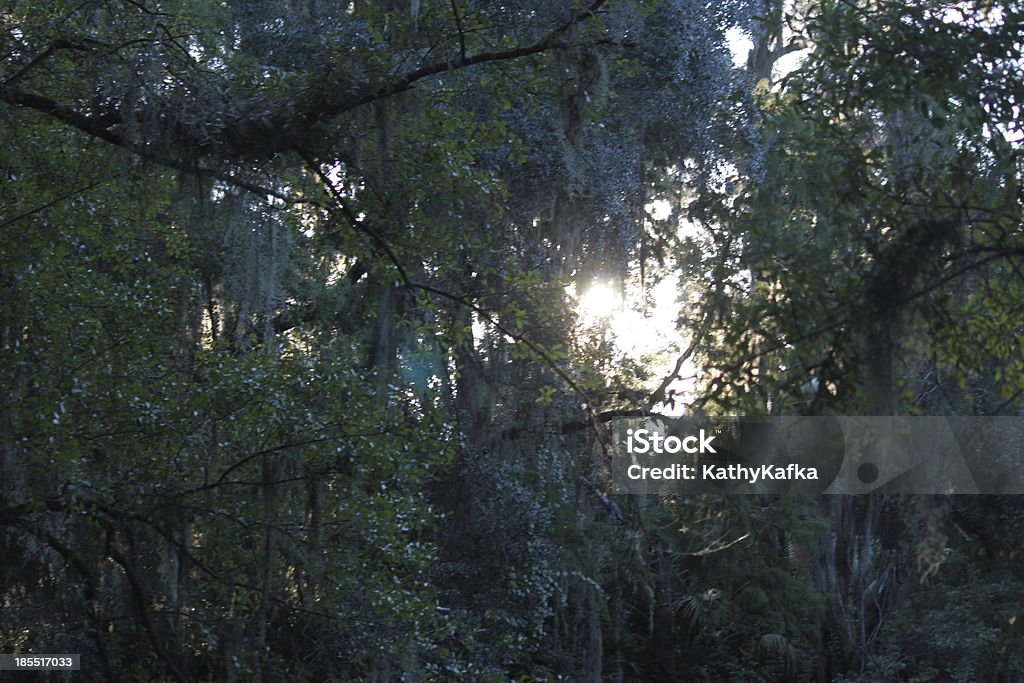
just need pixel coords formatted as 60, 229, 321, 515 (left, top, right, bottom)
332, 0, 607, 116
1, 1, 610, 170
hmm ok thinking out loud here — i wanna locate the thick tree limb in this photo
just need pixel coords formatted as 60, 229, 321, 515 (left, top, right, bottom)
1, 0, 610, 168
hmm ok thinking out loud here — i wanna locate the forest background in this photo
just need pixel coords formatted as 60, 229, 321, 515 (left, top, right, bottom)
2, 0, 1024, 680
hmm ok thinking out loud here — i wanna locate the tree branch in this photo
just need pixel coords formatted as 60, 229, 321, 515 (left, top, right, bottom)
341, 0, 607, 112
1, 1, 610, 168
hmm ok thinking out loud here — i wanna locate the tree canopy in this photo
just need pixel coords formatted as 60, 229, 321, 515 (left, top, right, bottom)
2, 0, 1024, 680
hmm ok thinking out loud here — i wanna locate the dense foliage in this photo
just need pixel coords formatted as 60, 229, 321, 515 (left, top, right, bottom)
2, 0, 1023, 680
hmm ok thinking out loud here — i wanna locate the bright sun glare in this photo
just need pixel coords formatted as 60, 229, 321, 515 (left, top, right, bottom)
568, 197, 709, 414
578, 282, 619, 320
575, 275, 696, 415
